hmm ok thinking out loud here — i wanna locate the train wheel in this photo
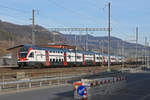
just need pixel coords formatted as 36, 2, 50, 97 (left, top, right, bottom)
18, 64, 23, 69
37, 63, 43, 69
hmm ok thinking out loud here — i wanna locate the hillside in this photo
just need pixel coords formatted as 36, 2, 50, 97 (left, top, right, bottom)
0, 20, 67, 56
61, 34, 145, 57
0, 20, 67, 44
0, 20, 146, 57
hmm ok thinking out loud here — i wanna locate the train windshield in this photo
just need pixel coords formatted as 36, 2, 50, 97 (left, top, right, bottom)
19, 46, 30, 58
19, 53, 27, 58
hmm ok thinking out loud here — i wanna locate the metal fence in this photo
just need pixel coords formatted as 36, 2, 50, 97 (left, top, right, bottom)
0, 71, 123, 92
0, 74, 84, 91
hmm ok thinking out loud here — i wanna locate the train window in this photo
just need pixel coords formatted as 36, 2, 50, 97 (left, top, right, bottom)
29, 52, 34, 57
19, 46, 29, 52
77, 56, 81, 59
50, 59, 52, 62
68, 55, 71, 59
112, 58, 116, 60
53, 59, 55, 62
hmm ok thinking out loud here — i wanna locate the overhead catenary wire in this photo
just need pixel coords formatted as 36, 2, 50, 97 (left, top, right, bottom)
36, 14, 67, 28
0, 4, 31, 24
0, 13, 29, 25
47, 0, 106, 25
0, 3, 65, 28
0, 4, 29, 13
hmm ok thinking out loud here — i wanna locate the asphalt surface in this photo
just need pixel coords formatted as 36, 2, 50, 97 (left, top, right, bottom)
1, 69, 150, 100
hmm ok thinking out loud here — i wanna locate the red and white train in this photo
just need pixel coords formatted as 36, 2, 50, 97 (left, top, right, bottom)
17, 45, 125, 68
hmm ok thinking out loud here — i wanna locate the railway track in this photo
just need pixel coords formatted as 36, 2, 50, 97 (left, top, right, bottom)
0, 64, 135, 75
0, 64, 135, 72
0, 64, 135, 82
0, 67, 13, 72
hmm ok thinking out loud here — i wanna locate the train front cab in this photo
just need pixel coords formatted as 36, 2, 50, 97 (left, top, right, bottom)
17, 46, 34, 67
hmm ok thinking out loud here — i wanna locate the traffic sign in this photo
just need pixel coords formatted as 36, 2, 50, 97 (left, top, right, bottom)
77, 85, 85, 96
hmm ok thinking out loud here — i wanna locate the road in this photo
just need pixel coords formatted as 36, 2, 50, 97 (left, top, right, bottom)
1, 69, 150, 100
91, 71, 150, 100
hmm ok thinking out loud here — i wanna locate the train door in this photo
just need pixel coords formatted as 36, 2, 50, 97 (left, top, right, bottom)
110, 56, 111, 65
82, 54, 85, 65
64, 52, 67, 66
45, 50, 50, 66
103, 55, 105, 65
28, 52, 34, 62
93, 54, 96, 65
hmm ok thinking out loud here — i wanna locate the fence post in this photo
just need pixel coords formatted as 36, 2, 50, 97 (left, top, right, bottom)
0, 85, 1, 91
57, 80, 60, 85
49, 81, 51, 85
17, 84, 19, 90
40, 82, 42, 87
65, 80, 68, 84
29, 82, 32, 88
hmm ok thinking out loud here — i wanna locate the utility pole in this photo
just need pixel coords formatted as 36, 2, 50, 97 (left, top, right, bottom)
79, 31, 82, 49
143, 47, 145, 65
75, 34, 77, 48
52, 32, 58, 43
136, 27, 138, 67
75, 34, 77, 64
32, 9, 35, 45
53, 34, 55, 43
101, 40, 104, 54
80, 31, 82, 43
122, 41, 125, 69
99, 40, 101, 52
145, 37, 147, 67
85, 28, 88, 51
117, 41, 120, 56
107, 2, 111, 72
147, 42, 149, 67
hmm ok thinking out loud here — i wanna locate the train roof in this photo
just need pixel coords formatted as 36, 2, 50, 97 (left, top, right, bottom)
21, 45, 124, 57
32, 46, 69, 52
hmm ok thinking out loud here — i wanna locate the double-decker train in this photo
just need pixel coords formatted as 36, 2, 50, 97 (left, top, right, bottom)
17, 45, 125, 68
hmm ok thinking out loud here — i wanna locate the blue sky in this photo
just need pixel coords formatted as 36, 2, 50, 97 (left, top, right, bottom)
0, 0, 149, 44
